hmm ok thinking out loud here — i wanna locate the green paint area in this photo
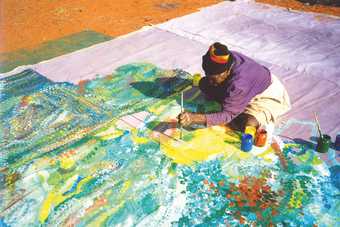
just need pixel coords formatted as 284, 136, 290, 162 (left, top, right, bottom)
0, 30, 113, 73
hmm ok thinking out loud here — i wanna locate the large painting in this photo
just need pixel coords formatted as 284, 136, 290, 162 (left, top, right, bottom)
0, 64, 338, 226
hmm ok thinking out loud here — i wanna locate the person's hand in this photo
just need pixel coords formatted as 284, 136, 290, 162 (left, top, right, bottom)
178, 111, 194, 127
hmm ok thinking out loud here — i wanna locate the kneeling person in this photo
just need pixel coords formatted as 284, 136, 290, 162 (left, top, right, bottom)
178, 42, 291, 131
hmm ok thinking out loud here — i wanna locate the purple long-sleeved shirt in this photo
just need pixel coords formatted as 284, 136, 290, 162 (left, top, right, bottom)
205, 51, 271, 126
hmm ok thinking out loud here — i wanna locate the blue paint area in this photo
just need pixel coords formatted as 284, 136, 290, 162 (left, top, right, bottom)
285, 143, 308, 156
63, 175, 85, 196
0, 219, 9, 227
330, 165, 340, 190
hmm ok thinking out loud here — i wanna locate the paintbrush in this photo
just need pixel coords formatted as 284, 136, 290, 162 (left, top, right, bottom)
313, 112, 323, 139
271, 139, 288, 170
180, 91, 184, 139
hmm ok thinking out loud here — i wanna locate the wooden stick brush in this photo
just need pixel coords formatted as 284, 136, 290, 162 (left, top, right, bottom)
180, 91, 184, 139
314, 112, 323, 139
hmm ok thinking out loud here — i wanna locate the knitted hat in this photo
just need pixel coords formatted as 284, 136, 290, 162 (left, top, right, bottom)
202, 42, 234, 75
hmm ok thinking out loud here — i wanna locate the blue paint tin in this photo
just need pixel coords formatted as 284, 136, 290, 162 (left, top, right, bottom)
335, 134, 340, 150
241, 133, 253, 152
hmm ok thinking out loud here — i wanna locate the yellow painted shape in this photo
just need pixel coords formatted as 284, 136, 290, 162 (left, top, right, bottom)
244, 126, 256, 140
96, 125, 124, 140
39, 176, 92, 223
60, 157, 75, 170
20, 95, 33, 105
312, 155, 323, 165
76, 176, 92, 191
297, 151, 311, 163
258, 147, 276, 161
288, 180, 305, 209
160, 126, 245, 165
131, 128, 149, 144
149, 103, 168, 115
148, 175, 157, 181
289, 190, 305, 209
192, 73, 202, 86
120, 180, 131, 194
39, 191, 64, 223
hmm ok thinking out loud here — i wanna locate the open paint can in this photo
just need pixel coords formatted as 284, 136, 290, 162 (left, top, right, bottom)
255, 129, 267, 147
241, 133, 253, 152
316, 134, 331, 153
192, 73, 202, 86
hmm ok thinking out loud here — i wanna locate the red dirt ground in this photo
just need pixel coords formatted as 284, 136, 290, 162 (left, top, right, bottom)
0, 0, 221, 53
1, 0, 339, 54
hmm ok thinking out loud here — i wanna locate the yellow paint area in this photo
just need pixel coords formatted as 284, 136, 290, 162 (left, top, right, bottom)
257, 146, 277, 161
296, 150, 323, 165
149, 103, 168, 115
160, 125, 278, 165
130, 128, 149, 144
311, 155, 323, 165
160, 126, 245, 165
21, 95, 33, 104
120, 180, 131, 194
288, 180, 305, 209
39, 191, 63, 223
96, 124, 124, 140
60, 157, 75, 170
39, 175, 92, 223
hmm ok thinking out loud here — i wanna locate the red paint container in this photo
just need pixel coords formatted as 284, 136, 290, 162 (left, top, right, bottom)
255, 129, 267, 147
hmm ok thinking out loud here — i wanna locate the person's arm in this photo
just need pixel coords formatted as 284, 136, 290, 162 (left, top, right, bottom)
179, 112, 207, 126
178, 83, 256, 127
205, 86, 252, 126
178, 87, 248, 127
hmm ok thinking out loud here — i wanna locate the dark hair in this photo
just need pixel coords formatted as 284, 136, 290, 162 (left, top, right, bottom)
202, 42, 234, 75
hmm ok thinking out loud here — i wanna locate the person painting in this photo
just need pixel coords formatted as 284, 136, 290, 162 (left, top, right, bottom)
178, 42, 291, 131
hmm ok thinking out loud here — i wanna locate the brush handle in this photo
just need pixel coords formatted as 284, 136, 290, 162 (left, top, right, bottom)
180, 92, 184, 139
314, 112, 322, 138
181, 92, 184, 113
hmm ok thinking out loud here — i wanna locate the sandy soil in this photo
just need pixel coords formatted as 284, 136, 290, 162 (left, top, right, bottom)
0, 0, 221, 53
0, 0, 339, 54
